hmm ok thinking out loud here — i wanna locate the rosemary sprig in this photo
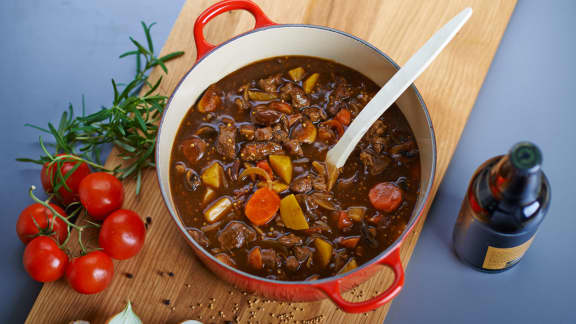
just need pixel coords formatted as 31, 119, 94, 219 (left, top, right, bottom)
17, 22, 184, 195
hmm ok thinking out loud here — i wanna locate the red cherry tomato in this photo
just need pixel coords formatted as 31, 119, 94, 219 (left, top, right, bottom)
99, 209, 146, 260
41, 154, 91, 206
23, 236, 68, 282
66, 251, 114, 294
78, 172, 124, 220
16, 203, 69, 244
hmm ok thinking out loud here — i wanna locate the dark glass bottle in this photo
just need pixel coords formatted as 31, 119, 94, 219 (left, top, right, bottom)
453, 142, 550, 272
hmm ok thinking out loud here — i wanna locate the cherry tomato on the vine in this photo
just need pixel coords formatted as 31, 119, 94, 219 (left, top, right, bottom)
16, 203, 69, 244
66, 251, 114, 294
79, 172, 124, 220
23, 236, 68, 282
41, 154, 91, 206
99, 209, 146, 260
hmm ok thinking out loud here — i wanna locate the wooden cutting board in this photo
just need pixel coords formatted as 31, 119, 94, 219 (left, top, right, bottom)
25, 0, 516, 323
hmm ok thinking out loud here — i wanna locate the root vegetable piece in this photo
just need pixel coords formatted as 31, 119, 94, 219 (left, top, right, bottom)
201, 162, 225, 190
245, 187, 280, 226
269, 155, 293, 184
303, 73, 319, 94
314, 238, 333, 268
288, 67, 306, 81
203, 197, 232, 223
280, 194, 309, 230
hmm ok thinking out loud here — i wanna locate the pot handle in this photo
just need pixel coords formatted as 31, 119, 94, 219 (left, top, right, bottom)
194, 0, 276, 62
315, 247, 405, 313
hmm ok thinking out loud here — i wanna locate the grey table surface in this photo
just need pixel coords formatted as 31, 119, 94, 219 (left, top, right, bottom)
1, 1, 575, 323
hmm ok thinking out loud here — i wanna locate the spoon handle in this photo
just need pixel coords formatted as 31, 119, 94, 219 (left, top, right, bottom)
326, 8, 472, 173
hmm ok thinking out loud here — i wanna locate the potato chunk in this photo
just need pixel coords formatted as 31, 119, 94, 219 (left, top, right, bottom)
314, 238, 333, 268
288, 67, 306, 81
269, 155, 292, 184
347, 206, 366, 222
203, 197, 232, 223
280, 194, 309, 230
201, 162, 225, 189
303, 73, 319, 94
338, 258, 358, 274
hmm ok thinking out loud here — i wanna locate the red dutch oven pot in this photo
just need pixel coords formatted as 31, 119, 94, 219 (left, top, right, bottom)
156, 0, 436, 313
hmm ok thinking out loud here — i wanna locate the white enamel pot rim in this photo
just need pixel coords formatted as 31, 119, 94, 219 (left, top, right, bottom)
155, 0, 437, 310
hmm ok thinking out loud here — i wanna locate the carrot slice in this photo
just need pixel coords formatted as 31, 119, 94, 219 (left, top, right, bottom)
245, 187, 280, 226
339, 236, 360, 249
248, 247, 263, 270
335, 108, 351, 126
256, 160, 274, 179
337, 211, 353, 231
368, 182, 403, 212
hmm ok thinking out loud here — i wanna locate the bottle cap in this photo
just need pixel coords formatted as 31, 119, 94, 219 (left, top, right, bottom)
509, 142, 542, 174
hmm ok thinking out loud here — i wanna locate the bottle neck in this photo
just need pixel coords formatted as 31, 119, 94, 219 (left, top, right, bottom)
489, 154, 542, 205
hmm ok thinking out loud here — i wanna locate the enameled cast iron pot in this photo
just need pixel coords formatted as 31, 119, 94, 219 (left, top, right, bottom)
156, 0, 436, 313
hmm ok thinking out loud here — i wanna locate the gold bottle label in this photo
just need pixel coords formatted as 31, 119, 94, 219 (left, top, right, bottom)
482, 236, 535, 270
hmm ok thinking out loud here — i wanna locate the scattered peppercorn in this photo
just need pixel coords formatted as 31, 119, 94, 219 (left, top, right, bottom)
168, 271, 175, 277
162, 299, 170, 306
123, 272, 134, 279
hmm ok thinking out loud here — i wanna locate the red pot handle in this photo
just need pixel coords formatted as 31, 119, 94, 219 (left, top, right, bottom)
194, 0, 276, 62
315, 247, 405, 313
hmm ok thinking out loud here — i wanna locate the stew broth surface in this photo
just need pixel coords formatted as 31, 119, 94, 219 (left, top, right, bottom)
170, 56, 420, 281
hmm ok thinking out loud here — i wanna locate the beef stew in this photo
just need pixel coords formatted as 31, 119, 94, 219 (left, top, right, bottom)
170, 56, 420, 281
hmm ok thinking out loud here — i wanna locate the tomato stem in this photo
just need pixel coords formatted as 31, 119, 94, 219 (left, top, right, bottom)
47, 154, 108, 172
28, 186, 82, 230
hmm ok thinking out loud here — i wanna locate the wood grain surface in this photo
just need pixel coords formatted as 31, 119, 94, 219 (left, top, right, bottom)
25, 0, 517, 323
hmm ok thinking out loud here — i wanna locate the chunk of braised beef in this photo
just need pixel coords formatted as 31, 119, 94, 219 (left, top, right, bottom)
255, 127, 273, 141
258, 73, 282, 93
302, 107, 327, 122
367, 120, 387, 137
188, 229, 209, 248
331, 77, 354, 102
312, 174, 327, 192
180, 137, 207, 165
303, 220, 332, 235
286, 113, 303, 128
280, 83, 310, 108
359, 151, 391, 176
252, 104, 283, 126
240, 142, 284, 161
277, 233, 303, 247
293, 246, 313, 262
271, 124, 289, 143
317, 123, 337, 144
215, 253, 236, 267
261, 248, 280, 268
390, 141, 415, 156
217, 221, 257, 250
285, 255, 300, 272
284, 139, 304, 157
290, 174, 312, 193
216, 124, 237, 160
233, 184, 254, 200
239, 124, 255, 140
197, 85, 221, 113
226, 159, 240, 182
370, 136, 388, 154
234, 97, 249, 112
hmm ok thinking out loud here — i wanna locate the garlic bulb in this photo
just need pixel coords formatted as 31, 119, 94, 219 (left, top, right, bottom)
105, 301, 142, 324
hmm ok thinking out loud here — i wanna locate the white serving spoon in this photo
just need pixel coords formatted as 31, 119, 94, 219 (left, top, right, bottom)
325, 7, 473, 189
